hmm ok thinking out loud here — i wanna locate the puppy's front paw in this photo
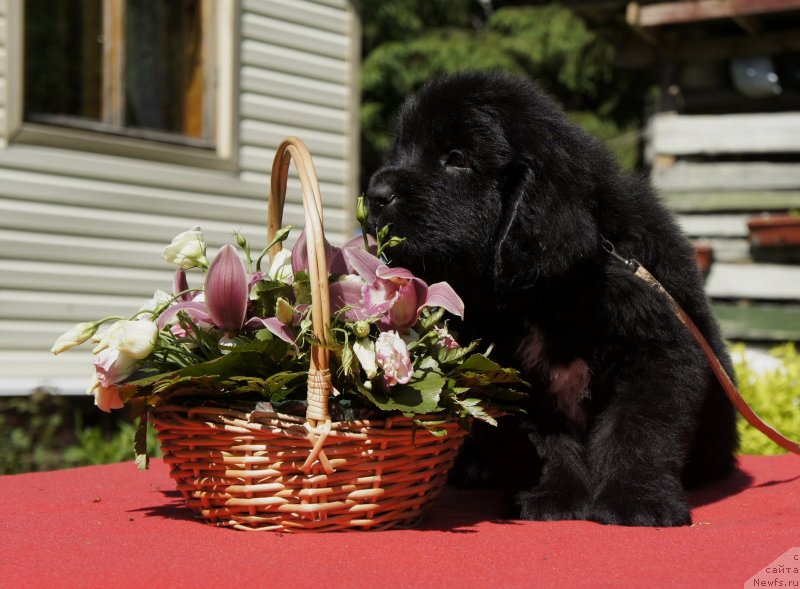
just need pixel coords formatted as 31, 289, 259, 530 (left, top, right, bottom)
589, 484, 691, 527
517, 483, 589, 521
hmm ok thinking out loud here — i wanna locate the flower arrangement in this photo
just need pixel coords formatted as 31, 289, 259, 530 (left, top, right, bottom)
51, 204, 526, 468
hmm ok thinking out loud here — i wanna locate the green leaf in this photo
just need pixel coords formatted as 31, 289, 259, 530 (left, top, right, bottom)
358, 366, 445, 415
449, 395, 497, 427
456, 353, 526, 385
435, 340, 478, 364
413, 418, 450, 437
264, 371, 305, 395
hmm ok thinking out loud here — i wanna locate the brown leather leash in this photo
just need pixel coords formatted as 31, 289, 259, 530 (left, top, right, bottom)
601, 237, 800, 455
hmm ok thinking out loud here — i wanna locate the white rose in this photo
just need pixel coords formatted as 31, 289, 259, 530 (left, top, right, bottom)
163, 227, 209, 269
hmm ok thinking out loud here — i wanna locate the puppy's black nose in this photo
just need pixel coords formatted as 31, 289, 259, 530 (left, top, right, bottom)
366, 174, 397, 209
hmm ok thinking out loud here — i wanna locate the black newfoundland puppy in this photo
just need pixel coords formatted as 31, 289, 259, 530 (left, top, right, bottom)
365, 71, 738, 527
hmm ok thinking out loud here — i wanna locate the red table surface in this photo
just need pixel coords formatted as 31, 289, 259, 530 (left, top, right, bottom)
0, 454, 798, 589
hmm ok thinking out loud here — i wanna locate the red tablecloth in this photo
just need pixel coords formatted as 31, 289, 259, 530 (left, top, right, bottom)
1, 455, 798, 588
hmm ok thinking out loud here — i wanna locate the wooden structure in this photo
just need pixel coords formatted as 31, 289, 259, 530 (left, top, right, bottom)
566, 0, 800, 342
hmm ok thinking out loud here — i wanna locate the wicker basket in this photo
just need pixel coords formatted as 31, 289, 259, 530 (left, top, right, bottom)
150, 137, 466, 532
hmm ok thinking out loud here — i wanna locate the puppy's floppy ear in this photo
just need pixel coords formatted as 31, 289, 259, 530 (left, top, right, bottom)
494, 160, 599, 288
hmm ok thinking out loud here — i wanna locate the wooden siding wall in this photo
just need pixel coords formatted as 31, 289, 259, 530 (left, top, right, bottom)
0, 0, 359, 394
651, 112, 800, 341
0, 0, 7, 142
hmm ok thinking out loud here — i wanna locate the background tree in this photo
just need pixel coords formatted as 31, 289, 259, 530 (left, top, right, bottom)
359, 1, 652, 190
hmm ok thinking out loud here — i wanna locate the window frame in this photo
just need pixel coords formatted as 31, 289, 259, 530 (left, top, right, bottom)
4, 0, 238, 171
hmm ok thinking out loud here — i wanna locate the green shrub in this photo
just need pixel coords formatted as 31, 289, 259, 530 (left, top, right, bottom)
732, 343, 800, 455
0, 392, 161, 475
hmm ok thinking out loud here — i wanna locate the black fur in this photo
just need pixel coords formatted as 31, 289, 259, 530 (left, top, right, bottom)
365, 71, 738, 527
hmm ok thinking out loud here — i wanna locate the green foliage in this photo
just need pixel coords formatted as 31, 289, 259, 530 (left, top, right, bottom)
0, 391, 161, 475
64, 417, 162, 467
360, 2, 649, 186
732, 343, 800, 456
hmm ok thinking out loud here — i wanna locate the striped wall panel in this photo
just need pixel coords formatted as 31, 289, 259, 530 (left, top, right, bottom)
0, 1, 359, 394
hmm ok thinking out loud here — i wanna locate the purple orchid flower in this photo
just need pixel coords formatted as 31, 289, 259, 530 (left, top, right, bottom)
205, 244, 248, 332
173, 270, 192, 302
331, 247, 464, 331
157, 244, 297, 346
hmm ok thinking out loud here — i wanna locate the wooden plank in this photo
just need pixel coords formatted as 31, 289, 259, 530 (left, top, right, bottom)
240, 66, 348, 110
0, 166, 348, 228
241, 39, 347, 85
662, 191, 800, 213
0, 229, 166, 270
240, 92, 347, 134
0, 144, 265, 199
0, 167, 267, 221
677, 214, 749, 238
653, 163, 800, 192
0, 259, 173, 296
0, 320, 96, 350
240, 145, 346, 184
712, 302, 800, 341
705, 262, 800, 300
630, 0, 800, 27
0, 351, 95, 391
242, 0, 348, 35
242, 12, 349, 60
240, 119, 347, 158
0, 290, 145, 322
652, 112, 800, 155
0, 350, 94, 381
692, 238, 750, 262
0, 198, 270, 245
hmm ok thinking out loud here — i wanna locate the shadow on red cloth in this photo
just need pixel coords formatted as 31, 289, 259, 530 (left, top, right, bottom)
129, 463, 763, 530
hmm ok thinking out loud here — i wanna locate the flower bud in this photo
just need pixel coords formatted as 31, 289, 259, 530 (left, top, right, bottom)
353, 321, 371, 339
51, 322, 97, 354
356, 195, 369, 227
163, 227, 209, 269
275, 297, 294, 325
353, 337, 378, 379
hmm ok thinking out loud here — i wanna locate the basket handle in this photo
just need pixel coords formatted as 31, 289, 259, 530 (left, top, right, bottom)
267, 137, 333, 425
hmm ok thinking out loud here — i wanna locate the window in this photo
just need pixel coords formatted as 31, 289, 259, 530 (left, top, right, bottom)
18, 0, 235, 165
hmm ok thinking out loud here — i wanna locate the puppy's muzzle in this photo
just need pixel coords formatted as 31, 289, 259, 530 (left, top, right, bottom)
366, 170, 399, 209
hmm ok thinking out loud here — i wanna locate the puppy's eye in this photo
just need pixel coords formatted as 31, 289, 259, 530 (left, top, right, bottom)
444, 150, 469, 169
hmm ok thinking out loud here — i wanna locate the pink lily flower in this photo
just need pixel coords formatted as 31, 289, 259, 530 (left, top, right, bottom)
332, 247, 465, 331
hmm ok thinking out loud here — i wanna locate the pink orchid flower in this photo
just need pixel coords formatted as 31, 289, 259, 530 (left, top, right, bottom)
158, 244, 296, 346
331, 247, 465, 331
291, 231, 377, 276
